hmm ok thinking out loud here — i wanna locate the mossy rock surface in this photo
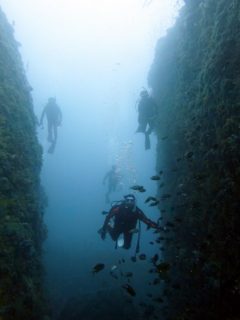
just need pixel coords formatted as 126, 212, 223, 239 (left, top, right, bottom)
0, 7, 48, 320
148, 0, 240, 319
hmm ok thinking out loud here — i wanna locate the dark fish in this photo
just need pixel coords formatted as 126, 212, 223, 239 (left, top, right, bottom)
161, 136, 168, 140
130, 185, 145, 192
159, 170, 163, 175
151, 254, 159, 264
92, 263, 105, 274
149, 200, 159, 207
122, 258, 125, 263
131, 256, 137, 262
148, 268, 156, 273
149, 241, 154, 245
122, 284, 136, 296
139, 253, 147, 260
145, 196, 157, 203
185, 151, 194, 159
159, 183, 165, 188
101, 210, 108, 215
150, 175, 161, 180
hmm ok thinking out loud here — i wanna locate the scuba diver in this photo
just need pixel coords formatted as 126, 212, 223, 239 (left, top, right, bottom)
103, 165, 122, 203
136, 89, 157, 150
40, 97, 62, 154
98, 194, 159, 250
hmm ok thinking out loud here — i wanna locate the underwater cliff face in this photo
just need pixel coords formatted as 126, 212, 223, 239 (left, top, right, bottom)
0, 7, 48, 320
148, 0, 240, 319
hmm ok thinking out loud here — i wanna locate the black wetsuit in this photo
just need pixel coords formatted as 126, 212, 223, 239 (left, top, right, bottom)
103, 203, 158, 249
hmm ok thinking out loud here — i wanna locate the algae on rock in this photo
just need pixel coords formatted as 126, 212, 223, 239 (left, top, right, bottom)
148, 0, 240, 319
0, 7, 48, 320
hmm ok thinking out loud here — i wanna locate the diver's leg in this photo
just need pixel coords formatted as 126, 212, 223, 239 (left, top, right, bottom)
145, 132, 151, 150
48, 121, 53, 142
107, 226, 121, 241
123, 232, 133, 249
53, 124, 58, 143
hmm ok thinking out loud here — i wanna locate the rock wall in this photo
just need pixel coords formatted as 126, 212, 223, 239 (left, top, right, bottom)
148, 0, 240, 319
0, 8, 48, 320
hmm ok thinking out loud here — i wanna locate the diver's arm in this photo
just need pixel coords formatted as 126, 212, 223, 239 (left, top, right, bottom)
102, 207, 118, 232
137, 209, 158, 229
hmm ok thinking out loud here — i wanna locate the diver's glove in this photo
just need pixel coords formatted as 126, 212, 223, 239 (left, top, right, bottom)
98, 227, 106, 240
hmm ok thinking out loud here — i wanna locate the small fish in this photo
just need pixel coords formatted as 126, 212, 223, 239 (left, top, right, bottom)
150, 175, 161, 180
148, 268, 156, 273
122, 284, 136, 296
139, 253, 147, 260
131, 256, 137, 262
159, 183, 165, 188
101, 210, 108, 215
92, 263, 105, 274
184, 151, 194, 159
151, 254, 159, 264
145, 196, 157, 203
159, 170, 163, 175
149, 241, 154, 245
111, 265, 118, 272
130, 185, 145, 191
161, 136, 168, 140
149, 200, 159, 207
